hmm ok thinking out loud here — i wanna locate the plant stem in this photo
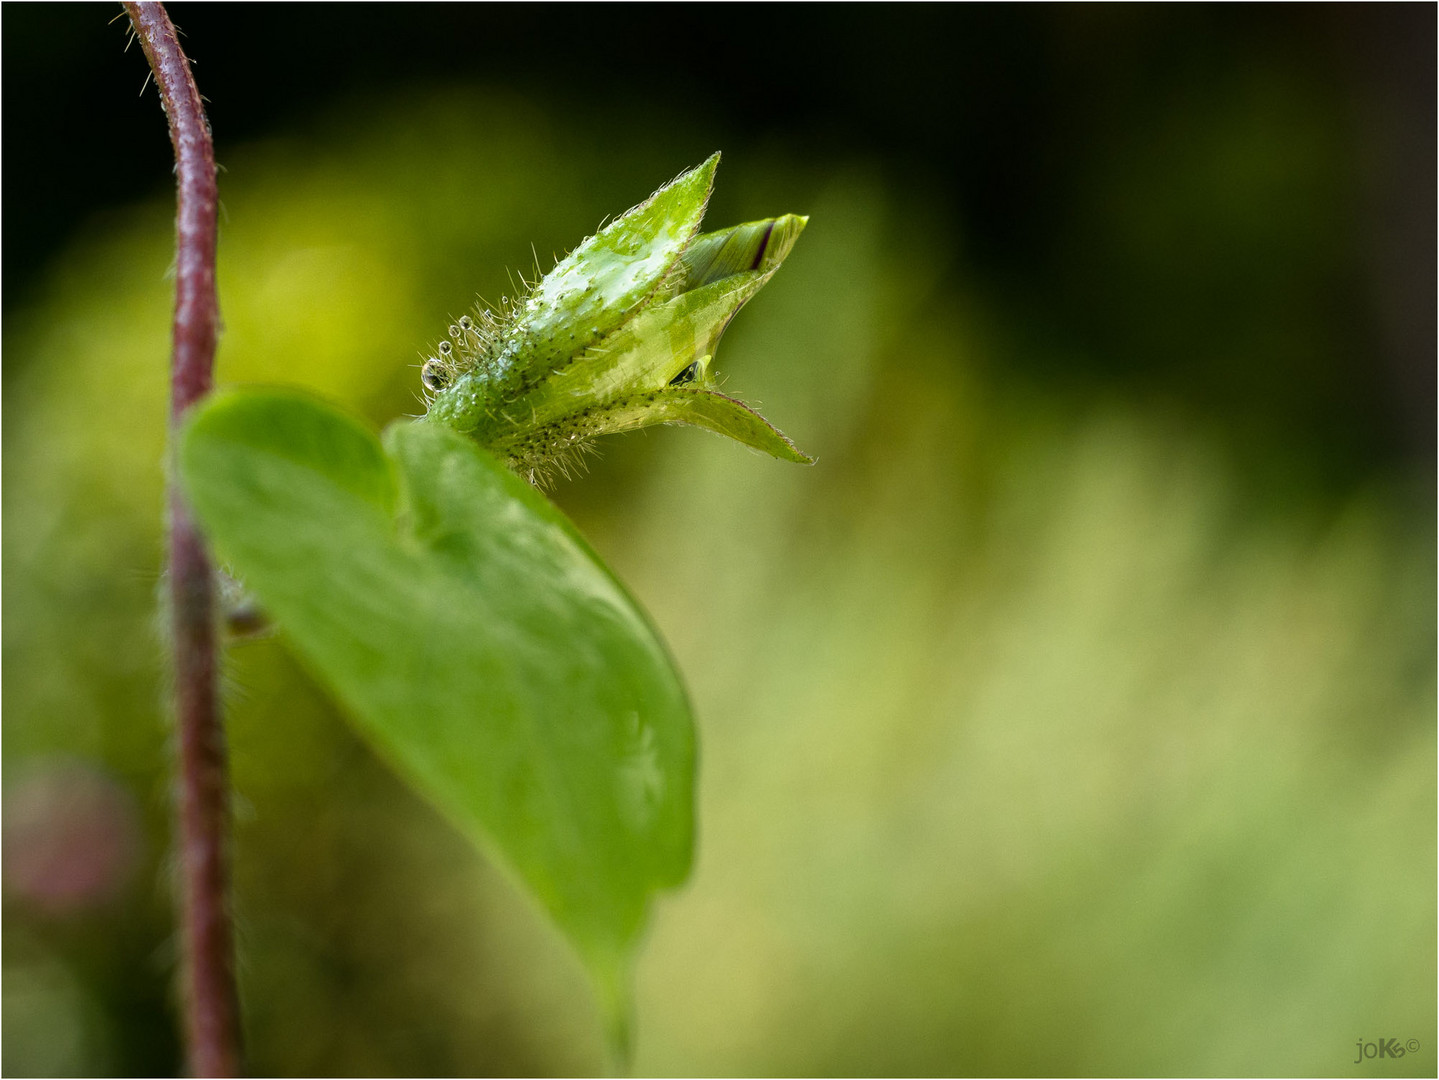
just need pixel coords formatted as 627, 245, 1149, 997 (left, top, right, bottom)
122, 3, 239, 1075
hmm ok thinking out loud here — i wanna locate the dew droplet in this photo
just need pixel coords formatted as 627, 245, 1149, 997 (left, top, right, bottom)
421, 358, 450, 392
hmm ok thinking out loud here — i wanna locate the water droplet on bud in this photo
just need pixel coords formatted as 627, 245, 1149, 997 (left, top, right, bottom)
422, 357, 450, 392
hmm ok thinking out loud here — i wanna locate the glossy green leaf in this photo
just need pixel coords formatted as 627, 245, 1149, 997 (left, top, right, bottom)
631, 387, 814, 463
178, 388, 696, 1047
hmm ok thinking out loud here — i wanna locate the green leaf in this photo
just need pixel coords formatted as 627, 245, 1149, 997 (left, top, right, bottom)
178, 388, 696, 1050
642, 387, 815, 463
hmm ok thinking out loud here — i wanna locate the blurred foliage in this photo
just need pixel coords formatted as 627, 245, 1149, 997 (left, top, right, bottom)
3, 68, 1434, 1080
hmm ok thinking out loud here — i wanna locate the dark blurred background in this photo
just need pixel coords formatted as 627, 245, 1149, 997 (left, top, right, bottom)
6, 4, 1435, 484
4, 4, 1434, 1076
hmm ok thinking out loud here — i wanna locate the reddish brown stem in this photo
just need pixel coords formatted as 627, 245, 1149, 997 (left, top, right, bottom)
122, 3, 240, 1075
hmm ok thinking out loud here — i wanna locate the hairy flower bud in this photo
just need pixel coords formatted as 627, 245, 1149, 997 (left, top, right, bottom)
423, 154, 811, 483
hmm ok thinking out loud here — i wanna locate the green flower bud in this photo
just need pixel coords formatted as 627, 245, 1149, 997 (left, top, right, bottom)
422, 153, 811, 483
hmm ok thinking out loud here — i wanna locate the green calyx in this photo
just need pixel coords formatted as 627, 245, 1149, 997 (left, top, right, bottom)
421, 154, 812, 482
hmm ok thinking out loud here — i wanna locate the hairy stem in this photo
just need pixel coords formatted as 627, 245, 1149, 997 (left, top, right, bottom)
122, 3, 239, 1075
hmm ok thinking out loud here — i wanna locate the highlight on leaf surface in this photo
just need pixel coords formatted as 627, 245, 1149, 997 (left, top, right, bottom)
421, 153, 812, 483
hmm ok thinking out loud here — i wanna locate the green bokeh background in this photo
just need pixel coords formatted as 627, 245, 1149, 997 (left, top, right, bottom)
4, 6, 1434, 1076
